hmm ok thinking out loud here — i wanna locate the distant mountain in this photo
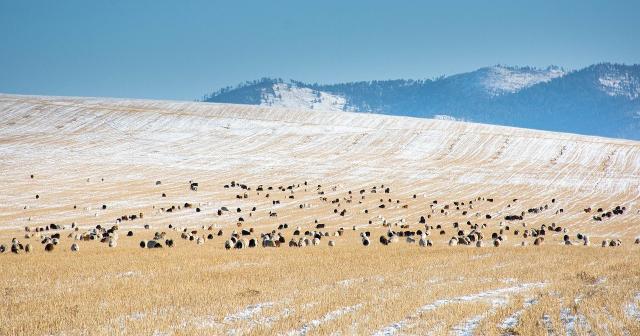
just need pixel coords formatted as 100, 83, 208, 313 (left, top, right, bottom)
201, 63, 640, 140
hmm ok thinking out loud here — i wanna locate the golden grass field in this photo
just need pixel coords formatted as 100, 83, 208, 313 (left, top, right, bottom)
0, 94, 639, 335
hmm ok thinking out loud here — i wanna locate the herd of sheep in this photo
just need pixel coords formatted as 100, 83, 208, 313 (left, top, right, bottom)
1, 179, 637, 255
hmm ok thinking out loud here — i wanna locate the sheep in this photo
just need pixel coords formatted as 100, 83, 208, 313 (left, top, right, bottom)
534, 237, 544, 246
289, 239, 298, 247
406, 236, 416, 244
45, 243, 55, 252
418, 237, 430, 247
601, 239, 609, 247
235, 239, 248, 249
448, 238, 458, 246
476, 240, 484, 247
140, 240, 147, 248
493, 239, 501, 247
362, 236, 370, 246
196, 237, 204, 245
224, 240, 232, 250
108, 239, 117, 248
11, 243, 22, 254
635, 237, 640, 245
328, 240, 336, 247
70, 243, 79, 252
262, 239, 276, 248
24, 244, 32, 253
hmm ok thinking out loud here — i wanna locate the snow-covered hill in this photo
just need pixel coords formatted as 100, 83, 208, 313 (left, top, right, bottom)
202, 63, 640, 140
1, 93, 638, 238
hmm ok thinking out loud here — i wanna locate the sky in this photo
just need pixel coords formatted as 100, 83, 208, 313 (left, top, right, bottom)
1, 0, 639, 101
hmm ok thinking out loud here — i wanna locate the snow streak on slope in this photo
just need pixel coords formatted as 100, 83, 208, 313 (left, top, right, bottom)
482, 66, 566, 96
260, 83, 350, 112
598, 73, 640, 100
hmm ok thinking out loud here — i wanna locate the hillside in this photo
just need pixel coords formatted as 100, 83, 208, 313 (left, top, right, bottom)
1, 93, 638, 230
2, 94, 640, 335
202, 63, 640, 140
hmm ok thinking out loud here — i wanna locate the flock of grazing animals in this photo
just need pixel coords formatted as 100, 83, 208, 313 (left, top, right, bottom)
1, 177, 637, 254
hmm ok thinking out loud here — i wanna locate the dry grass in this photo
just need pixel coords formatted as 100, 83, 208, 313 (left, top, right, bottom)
2, 235, 640, 335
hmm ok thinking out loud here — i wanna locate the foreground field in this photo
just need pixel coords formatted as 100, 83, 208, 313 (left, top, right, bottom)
0, 94, 639, 335
2, 236, 640, 335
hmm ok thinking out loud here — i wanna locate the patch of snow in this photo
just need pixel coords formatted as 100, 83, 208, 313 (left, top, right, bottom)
599, 73, 640, 100
223, 302, 274, 323
450, 314, 484, 336
542, 314, 555, 335
500, 298, 538, 331
624, 292, 640, 321
286, 304, 362, 336
260, 83, 351, 112
483, 66, 566, 96
373, 282, 547, 336
560, 307, 577, 335
433, 115, 469, 122
116, 271, 140, 278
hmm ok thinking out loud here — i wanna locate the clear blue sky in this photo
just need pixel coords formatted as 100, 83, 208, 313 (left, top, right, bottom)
1, 0, 638, 100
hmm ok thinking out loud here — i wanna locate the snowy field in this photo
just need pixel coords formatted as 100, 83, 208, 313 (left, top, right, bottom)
0, 94, 639, 335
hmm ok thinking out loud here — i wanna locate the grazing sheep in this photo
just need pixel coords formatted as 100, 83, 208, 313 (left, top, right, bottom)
493, 239, 501, 247
328, 240, 336, 247
534, 237, 544, 246
45, 243, 55, 252
127, 231, 134, 237
11, 243, 22, 254
418, 237, 428, 247
635, 237, 640, 245
25, 244, 32, 253
289, 239, 298, 247
108, 239, 117, 248
601, 239, 609, 247
362, 237, 370, 246
224, 240, 232, 250
262, 239, 275, 248
235, 239, 247, 249
139, 240, 147, 248
476, 240, 484, 247
406, 236, 416, 244
70, 243, 79, 252
196, 237, 204, 245
448, 238, 458, 246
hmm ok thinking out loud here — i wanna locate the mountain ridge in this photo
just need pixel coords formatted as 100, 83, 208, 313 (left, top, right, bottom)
202, 63, 640, 140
